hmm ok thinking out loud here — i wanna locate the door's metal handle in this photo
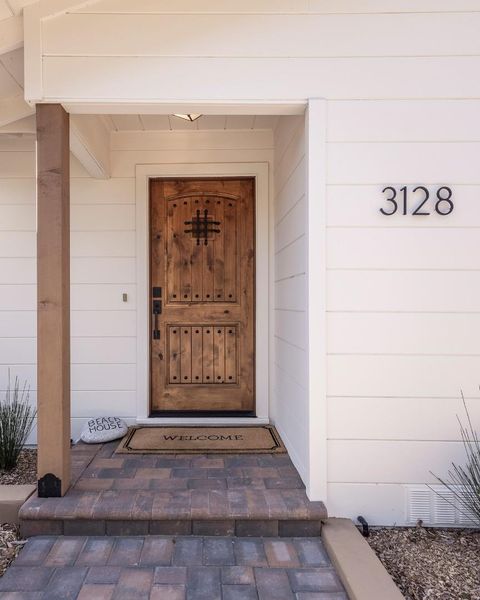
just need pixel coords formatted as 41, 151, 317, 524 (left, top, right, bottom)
153, 312, 160, 340
152, 299, 162, 340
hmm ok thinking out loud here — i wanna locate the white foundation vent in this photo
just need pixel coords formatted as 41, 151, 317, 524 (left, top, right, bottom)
406, 485, 476, 526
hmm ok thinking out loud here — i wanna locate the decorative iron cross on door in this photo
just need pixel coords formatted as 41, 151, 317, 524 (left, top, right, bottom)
184, 209, 221, 245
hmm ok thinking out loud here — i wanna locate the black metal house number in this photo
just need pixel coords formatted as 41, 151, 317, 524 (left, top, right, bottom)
380, 186, 454, 216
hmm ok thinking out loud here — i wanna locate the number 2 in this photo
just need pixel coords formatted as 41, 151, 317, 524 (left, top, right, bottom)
412, 186, 430, 216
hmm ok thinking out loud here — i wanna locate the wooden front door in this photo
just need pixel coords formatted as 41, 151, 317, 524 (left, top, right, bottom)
150, 178, 255, 413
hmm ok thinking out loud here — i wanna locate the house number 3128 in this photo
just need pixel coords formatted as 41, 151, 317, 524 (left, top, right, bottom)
380, 186, 454, 216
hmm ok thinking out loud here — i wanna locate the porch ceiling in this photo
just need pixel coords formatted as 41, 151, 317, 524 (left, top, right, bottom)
0, 0, 36, 19
0, 112, 281, 136
0, 0, 35, 130
107, 114, 280, 132
0, 48, 23, 93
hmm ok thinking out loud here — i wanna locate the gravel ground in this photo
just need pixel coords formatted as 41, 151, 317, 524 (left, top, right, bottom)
0, 525, 22, 577
0, 450, 37, 485
368, 526, 480, 600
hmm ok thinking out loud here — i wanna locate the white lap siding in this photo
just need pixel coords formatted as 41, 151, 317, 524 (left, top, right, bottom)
28, 3, 480, 103
0, 142, 137, 440
326, 99, 480, 525
0, 138, 37, 439
272, 115, 309, 483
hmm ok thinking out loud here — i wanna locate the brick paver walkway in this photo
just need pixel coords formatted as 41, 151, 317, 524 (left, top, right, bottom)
0, 535, 347, 599
20, 442, 327, 537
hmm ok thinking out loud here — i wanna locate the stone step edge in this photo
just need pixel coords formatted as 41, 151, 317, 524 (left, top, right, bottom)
20, 517, 324, 538
19, 501, 327, 523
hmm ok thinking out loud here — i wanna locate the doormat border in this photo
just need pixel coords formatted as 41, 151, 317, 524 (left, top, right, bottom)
115, 425, 286, 454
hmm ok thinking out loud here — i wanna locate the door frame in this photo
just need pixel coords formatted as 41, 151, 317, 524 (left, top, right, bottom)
135, 162, 270, 423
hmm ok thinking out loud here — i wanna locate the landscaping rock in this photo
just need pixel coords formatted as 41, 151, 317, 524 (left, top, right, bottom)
80, 417, 128, 444
0, 524, 22, 577
0, 450, 36, 485
368, 526, 480, 600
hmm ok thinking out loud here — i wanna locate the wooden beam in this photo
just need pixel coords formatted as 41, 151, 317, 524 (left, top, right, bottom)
0, 94, 35, 127
0, 15, 23, 54
36, 103, 71, 497
70, 114, 110, 179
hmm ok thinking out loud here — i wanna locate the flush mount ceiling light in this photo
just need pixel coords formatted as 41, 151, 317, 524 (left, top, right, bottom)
173, 114, 202, 122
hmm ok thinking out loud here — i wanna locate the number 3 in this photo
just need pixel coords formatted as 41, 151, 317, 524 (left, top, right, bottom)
380, 186, 397, 215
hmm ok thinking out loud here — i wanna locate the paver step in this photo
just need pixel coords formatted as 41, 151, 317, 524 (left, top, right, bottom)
20, 442, 327, 538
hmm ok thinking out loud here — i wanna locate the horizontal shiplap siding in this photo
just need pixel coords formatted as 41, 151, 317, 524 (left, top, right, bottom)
272, 115, 309, 481
37, 4, 480, 102
0, 141, 36, 407
42, 56, 480, 102
0, 142, 138, 439
0, 130, 273, 441
44, 13, 480, 57
326, 97, 480, 524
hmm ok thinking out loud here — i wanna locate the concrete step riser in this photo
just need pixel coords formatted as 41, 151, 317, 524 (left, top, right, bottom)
21, 518, 322, 538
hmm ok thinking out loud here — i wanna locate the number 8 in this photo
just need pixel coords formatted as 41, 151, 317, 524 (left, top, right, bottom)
435, 187, 454, 215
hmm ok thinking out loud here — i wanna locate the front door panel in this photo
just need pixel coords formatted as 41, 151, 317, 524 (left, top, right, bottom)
150, 178, 255, 413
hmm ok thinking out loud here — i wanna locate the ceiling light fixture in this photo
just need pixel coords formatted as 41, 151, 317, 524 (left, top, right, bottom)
173, 114, 202, 122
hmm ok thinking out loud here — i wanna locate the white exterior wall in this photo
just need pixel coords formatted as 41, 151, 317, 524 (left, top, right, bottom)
272, 115, 309, 483
0, 137, 37, 442
0, 129, 273, 441
325, 99, 480, 524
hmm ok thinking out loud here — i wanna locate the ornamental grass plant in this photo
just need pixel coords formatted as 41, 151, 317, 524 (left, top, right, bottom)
431, 393, 480, 527
0, 373, 36, 471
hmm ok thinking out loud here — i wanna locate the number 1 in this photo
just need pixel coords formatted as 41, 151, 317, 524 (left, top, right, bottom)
400, 186, 407, 215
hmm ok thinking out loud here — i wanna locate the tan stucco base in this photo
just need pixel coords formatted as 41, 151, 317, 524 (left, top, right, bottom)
0, 485, 36, 525
322, 518, 405, 600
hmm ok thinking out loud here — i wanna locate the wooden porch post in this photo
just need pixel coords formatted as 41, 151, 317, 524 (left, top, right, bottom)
36, 104, 71, 497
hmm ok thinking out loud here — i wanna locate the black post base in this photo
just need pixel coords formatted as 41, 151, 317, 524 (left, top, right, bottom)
38, 473, 62, 498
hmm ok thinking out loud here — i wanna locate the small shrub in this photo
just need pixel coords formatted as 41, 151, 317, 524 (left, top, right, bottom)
0, 373, 36, 471
431, 393, 480, 527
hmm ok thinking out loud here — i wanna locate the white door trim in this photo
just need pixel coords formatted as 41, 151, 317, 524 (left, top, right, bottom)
135, 162, 270, 424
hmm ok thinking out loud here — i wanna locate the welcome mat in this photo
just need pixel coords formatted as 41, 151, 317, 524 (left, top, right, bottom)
116, 425, 286, 454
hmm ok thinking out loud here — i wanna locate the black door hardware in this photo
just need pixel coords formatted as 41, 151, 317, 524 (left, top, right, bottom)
152, 298, 162, 340
184, 209, 221, 246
